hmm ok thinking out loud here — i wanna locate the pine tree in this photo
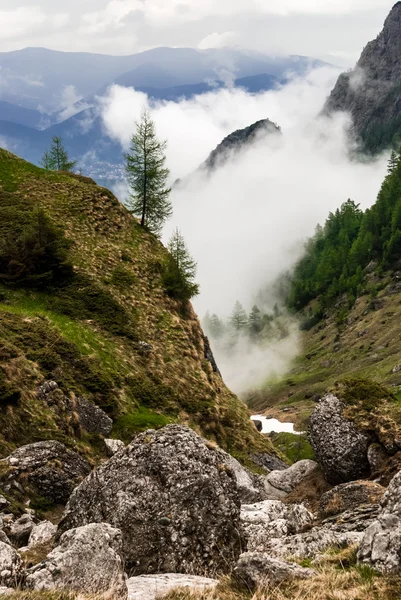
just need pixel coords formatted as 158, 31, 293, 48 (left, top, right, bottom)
388, 150, 398, 175
163, 228, 199, 301
41, 136, 77, 172
209, 314, 225, 340
249, 305, 262, 337
125, 109, 172, 236
229, 301, 248, 333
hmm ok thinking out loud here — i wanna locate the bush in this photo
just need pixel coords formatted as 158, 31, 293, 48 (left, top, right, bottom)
162, 256, 199, 302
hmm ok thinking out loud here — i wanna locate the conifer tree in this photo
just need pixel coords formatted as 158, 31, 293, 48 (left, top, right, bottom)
249, 305, 262, 337
209, 314, 225, 340
41, 136, 77, 172
388, 150, 398, 175
229, 301, 248, 332
125, 109, 172, 236
163, 228, 199, 301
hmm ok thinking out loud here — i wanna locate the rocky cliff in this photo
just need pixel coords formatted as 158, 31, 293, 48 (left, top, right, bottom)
324, 2, 401, 153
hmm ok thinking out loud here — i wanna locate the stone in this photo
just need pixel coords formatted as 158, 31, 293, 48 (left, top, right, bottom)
37, 381, 59, 400
367, 443, 390, 477
0, 588, 13, 595
8, 513, 34, 548
319, 481, 385, 519
221, 453, 266, 503
233, 552, 315, 590
74, 396, 113, 436
241, 500, 314, 553
58, 425, 243, 576
127, 574, 217, 600
0, 497, 8, 512
263, 480, 288, 500
309, 394, 370, 484
28, 521, 57, 548
104, 439, 125, 458
26, 523, 127, 597
250, 453, 288, 473
358, 470, 401, 573
267, 460, 318, 493
0, 441, 91, 504
0, 542, 23, 587
253, 420, 263, 433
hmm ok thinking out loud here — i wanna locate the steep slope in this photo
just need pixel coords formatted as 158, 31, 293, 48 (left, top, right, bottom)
0, 148, 272, 465
324, 2, 401, 153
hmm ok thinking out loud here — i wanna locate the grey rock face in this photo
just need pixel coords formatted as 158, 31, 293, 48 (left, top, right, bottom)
367, 443, 390, 477
26, 523, 127, 597
74, 396, 113, 436
233, 552, 315, 590
358, 469, 401, 573
28, 521, 57, 548
104, 438, 125, 457
221, 453, 266, 504
127, 574, 217, 600
1, 441, 91, 504
241, 500, 314, 553
319, 481, 385, 519
324, 3, 401, 152
8, 514, 34, 548
267, 460, 318, 493
251, 453, 288, 473
0, 542, 23, 587
58, 425, 243, 576
309, 394, 370, 484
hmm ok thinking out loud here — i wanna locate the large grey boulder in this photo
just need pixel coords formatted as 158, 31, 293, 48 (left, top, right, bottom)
8, 514, 34, 548
309, 394, 370, 484
58, 425, 243, 576
28, 521, 57, 548
0, 541, 23, 587
26, 523, 127, 597
127, 574, 217, 600
267, 460, 318, 493
233, 552, 315, 590
358, 470, 401, 573
0, 441, 91, 504
241, 500, 314, 552
74, 396, 113, 436
319, 481, 385, 519
105, 439, 125, 457
221, 453, 266, 503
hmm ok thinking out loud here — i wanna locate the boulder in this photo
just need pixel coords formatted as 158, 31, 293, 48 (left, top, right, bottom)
0, 441, 91, 504
74, 396, 113, 436
241, 500, 314, 552
127, 574, 217, 600
251, 453, 288, 473
233, 552, 315, 590
28, 521, 57, 548
58, 425, 243, 576
105, 439, 125, 458
221, 453, 265, 503
0, 541, 23, 587
319, 481, 385, 519
367, 443, 389, 477
26, 523, 127, 597
267, 460, 318, 493
8, 514, 34, 548
358, 470, 401, 573
309, 394, 370, 484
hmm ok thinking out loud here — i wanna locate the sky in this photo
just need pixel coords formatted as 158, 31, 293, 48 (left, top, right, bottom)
0, 0, 394, 65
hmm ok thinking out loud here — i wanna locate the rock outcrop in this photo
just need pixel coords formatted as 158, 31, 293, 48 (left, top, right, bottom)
58, 425, 243, 576
358, 469, 401, 573
0, 441, 91, 504
233, 553, 315, 590
324, 3, 401, 153
28, 521, 57, 548
319, 481, 385, 519
26, 523, 127, 597
104, 438, 125, 457
0, 542, 23, 587
309, 395, 370, 484
127, 574, 217, 600
267, 460, 318, 493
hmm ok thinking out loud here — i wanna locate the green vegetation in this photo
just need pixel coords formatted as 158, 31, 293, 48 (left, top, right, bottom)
125, 109, 172, 236
163, 228, 199, 301
41, 136, 77, 172
270, 432, 315, 464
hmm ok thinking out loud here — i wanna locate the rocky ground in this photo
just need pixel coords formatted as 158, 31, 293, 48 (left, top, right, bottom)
0, 385, 399, 599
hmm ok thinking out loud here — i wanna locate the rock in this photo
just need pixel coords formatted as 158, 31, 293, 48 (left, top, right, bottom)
0, 497, 9, 512
241, 500, 314, 552
309, 394, 370, 484
74, 396, 113, 436
104, 439, 125, 458
0, 588, 14, 595
8, 514, 34, 548
37, 381, 59, 400
322, 504, 381, 533
267, 460, 318, 493
221, 454, 265, 503
250, 453, 288, 473
58, 425, 243, 576
233, 552, 315, 590
202, 335, 221, 376
253, 420, 263, 433
28, 521, 57, 548
263, 480, 288, 500
0, 541, 23, 587
367, 443, 390, 477
127, 574, 217, 600
0, 441, 91, 504
319, 481, 385, 519
392, 364, 401, 374
358, 470, 401, 573
26, 523, 127, 597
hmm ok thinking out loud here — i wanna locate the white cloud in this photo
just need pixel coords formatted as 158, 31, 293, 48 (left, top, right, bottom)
0, 7, 45, 39
198, 32, 237, 50
81, 0, 143, 33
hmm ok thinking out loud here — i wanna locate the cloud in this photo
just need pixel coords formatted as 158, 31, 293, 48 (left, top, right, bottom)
56, 85, 92, 121
99, 67, 388, 392
0, 6, 69, 40
198, 32, 238, 50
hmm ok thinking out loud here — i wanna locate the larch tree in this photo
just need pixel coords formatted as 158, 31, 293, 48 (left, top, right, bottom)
163, 228, 199, 301
41, 136, 77, 172
229, 301, 248, 333
125, 109, 172, 237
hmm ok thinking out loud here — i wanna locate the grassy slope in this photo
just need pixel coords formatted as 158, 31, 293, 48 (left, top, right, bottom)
0, 148, 272, 463
247, 273, 401, 430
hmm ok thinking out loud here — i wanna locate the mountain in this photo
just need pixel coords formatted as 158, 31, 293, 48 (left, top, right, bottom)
324, 2, 401, 153
0, 47, 328, 113
201, 119, 281, 172
0, 101, 49, 129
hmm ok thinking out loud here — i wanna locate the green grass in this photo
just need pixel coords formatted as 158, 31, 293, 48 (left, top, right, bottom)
113, 407, 175, 441
270, 432, 315, 464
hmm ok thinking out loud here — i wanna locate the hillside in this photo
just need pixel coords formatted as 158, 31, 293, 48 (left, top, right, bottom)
324, 2, 401, 153
0, 148, 273, 466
